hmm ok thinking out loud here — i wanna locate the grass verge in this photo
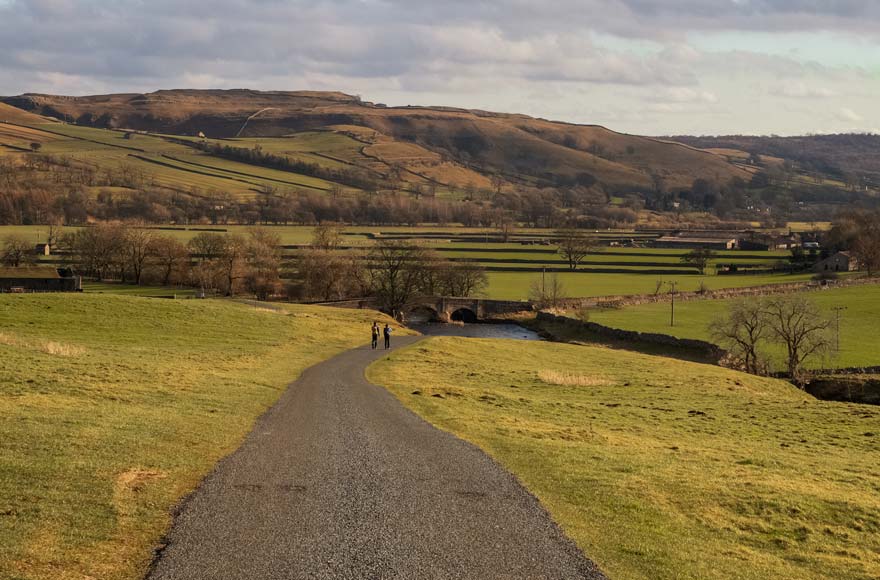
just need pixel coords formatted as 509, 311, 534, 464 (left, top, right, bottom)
0, 294, 404, 580
368, 337, 880, 580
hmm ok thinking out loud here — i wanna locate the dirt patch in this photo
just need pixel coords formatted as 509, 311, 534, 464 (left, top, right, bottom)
115, 468, 166, 495
538, 370, 612, 387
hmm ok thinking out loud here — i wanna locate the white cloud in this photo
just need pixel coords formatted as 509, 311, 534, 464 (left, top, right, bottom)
773, 82, 837, 98
838, 107, 864, 122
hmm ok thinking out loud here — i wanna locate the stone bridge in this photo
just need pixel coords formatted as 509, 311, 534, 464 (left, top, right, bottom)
405, 297, 534, 323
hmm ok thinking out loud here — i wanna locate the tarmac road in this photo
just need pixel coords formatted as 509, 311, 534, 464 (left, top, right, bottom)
147, 336, 606, 580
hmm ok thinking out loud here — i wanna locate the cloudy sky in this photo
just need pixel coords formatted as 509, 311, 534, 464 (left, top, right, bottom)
0, 0, 877, 135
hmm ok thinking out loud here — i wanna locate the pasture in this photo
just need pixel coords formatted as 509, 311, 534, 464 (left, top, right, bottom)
0, 122, 351, 198
0, 294, 405, 580
0, 224, 821, 301
587, 283, 880, 370
369, 337, 880, 580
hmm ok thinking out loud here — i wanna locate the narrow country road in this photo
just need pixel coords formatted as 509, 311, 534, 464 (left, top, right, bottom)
147, 336, 606, 580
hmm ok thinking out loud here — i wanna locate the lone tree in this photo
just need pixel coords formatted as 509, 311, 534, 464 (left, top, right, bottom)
710, 300, 769, 374
1, 235, 36, 268
556, 228, 596, 270
529, 273, 567, 309
29, 142, 42, 153
763, 295, 832, 384
681, 247, 716, 275
151, 236, 190, 286
311, 222, 345, 250
367, 240, 432, 315
850, 213, 880, 275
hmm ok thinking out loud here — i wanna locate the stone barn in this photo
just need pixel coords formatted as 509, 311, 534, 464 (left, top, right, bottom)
0, 267, 81, 292
813, 251, 859, 273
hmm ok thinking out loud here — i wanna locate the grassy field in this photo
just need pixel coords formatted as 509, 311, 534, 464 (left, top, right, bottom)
0, 294, 406, 580
484, 271, 822, 299
587, 284, 880, 369
0, 224, 824, 300
0, 122, 350, 198
369, 338, 880, 580
81, 282, 198, 297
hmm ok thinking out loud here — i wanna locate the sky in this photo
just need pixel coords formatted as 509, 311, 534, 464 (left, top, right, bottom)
0, 0, 878, 136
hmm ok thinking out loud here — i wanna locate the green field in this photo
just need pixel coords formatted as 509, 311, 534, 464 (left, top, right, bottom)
587, 284, 880, 369
369, 337, 880, 580
484, 271, 823, 299
0, 295, 406, 580
0, 122, 352, 199
0, 224, 829, 300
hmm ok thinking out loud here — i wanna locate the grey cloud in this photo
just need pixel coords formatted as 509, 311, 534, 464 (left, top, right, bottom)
0, 0, 877, 135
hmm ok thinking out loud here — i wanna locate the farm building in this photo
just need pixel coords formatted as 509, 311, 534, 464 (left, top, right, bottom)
0, 267, 81, 292
653, 236, 737, 250
34, 243, 51, 256
813, 251, 859, 273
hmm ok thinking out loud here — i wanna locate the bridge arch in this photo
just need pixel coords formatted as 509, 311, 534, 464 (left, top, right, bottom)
406, 304, 440, 323
450, 307, 478, 324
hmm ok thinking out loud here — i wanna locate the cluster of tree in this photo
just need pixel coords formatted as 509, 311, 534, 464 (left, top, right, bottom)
64, 224, 282, 298
826, 210, 880, 275
710, 296, 832, 383
290, 224, 489, 312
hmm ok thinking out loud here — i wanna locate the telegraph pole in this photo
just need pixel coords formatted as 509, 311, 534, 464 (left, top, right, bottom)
832, 306, 847, 354
667, 281, 678, 327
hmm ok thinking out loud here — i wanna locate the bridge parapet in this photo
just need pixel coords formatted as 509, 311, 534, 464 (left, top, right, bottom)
407, 297, 533, 322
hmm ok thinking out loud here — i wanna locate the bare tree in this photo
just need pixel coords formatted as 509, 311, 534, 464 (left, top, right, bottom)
1, 235, 36, 268
243, 228, 282, 300
710, 300, 769, 374
556, 228, 596, 270
295, 249, 366, 301
151, 235, 190, 286
681, 248, 716, 275
367, 240, 431, 315
46, 223, 63, 251
763, 296, 832, 384
66, 224, 126, 280
217, 234, 248, 296
529, 273, 567, 309
122, 227, 156, 285
851, 216, 880, 275
311, 222, 345, 250
435, 260, 488, 297
495, 211, 515, 243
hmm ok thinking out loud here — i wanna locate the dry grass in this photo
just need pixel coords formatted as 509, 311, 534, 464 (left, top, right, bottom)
41, 341, 86, 357
538, 369, 611, 387
0, 333, 86, 356
370, 337, 880, 580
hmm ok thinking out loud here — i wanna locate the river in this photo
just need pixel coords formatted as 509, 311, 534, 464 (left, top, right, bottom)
409, 322, 542, 341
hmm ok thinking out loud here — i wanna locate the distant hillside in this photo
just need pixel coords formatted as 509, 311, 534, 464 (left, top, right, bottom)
667, 133, 880, 186
3, 89, 748, 193
0, 102, 50, 125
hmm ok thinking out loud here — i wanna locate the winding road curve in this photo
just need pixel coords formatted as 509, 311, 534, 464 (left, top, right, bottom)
147, 336, 606, 579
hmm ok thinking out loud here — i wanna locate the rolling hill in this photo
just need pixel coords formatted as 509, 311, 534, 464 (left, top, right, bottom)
3, 89, 749, 193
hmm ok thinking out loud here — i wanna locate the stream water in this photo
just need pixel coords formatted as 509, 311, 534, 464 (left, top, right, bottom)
410, 322, 542, 341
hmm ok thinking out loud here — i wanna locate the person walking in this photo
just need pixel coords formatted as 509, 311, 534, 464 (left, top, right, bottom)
371, 322, 379, 350
383, 323, 392, 349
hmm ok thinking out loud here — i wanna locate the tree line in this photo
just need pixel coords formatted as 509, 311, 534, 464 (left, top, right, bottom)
291, 223, 488, 314
2, 223, 489, 310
